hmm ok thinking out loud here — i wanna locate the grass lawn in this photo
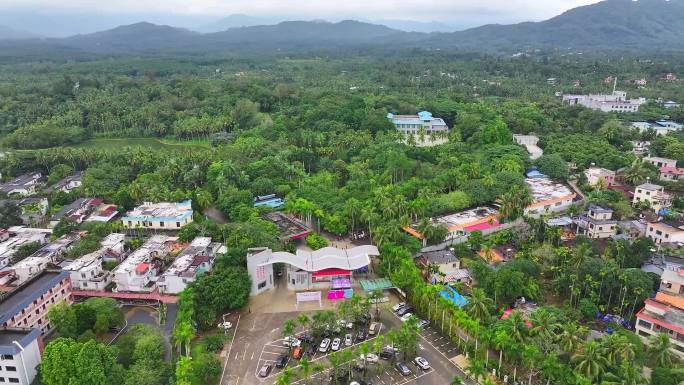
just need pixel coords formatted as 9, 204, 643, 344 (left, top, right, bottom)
70, 137, 212, 150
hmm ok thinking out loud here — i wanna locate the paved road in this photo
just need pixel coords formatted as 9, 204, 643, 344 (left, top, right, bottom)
121, 305, 175, 360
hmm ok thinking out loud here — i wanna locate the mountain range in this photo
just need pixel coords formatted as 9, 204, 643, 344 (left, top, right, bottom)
1, 0, 683, 54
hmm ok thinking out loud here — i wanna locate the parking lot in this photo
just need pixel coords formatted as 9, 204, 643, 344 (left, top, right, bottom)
222, 303, 473, 385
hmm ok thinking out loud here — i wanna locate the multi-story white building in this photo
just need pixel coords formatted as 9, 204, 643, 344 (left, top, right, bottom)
62, 251, 111, 291
644, 156, 677, 169
112, 235, 175, 292
387, 111, 450, 146
562, 91, 645, 113
11, 234, 80, 284
157, 237, 222, 294
0, 328, 43, 385
0, 230, 50, 270
513, 135, 543, 160
575, 205, 617, 239
122, 201, 193, 230
99, 233, 126, 262
633, 182, 672, 212
631, 141, 651, 156
0, 270, 72, 335
635, 268, 684, 359
646, 222, 684, 245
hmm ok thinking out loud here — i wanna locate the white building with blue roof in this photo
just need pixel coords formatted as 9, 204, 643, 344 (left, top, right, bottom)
122, 200, 193, 230
387, 111, 450, 146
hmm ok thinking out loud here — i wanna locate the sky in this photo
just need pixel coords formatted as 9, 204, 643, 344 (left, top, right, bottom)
0, 0, 604, 36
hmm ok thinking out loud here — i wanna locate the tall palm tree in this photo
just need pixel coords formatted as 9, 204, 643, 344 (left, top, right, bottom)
571, 340, 610, 382
498, 184, 533, 221
504, 311, 528, 343
466, 288, 494, 322
529, 308, 561, 341
623, 159, 649, 185
298, 357, 313, 385
450, 376, 464, 385
600, 334, 634, 366
557, 322, 586, 354
600, 362, 646, 385
276, 368, 294, 385
298, 313, 310, 332
465, 359, 488, 382
648, 332, 675, 368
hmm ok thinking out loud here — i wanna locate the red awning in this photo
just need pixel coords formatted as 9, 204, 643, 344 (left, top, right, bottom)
464, 219, 500, 233
311, 268, 351, 277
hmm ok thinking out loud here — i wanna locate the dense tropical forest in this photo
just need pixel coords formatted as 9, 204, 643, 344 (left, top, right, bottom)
0, 46, 683, 385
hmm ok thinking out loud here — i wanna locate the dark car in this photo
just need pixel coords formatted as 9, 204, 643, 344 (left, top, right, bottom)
379, 348, 395, 360
258, 363, 272, 377
305, 343, 316, 356
299, 333, 314, 344
355, 330, 367, 342
396, 306, 413, 316
275, 354, 288, 368
395, 362, 412, 376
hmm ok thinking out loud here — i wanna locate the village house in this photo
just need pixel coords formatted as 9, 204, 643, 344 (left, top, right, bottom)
386, 111, 450, 146
122, 200, 193, 230
524, 177, 576, 218
403, 206, 502, 246
660, 167, 684, 182
43, 171, 83, 193
575, 205, 617, 239
0, 173, 43, 197
157, 237, 223, 294
562, 91, 645, 112
11, 233, 80, 284
414, 249, 471, 286
644, 156, 677, 169
646, 222, 684, 245
633, 182, 672, 212
111, 235, 175, 292
584, 167, 617, 187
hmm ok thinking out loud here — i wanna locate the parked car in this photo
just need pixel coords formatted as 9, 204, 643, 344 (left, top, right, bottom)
351, 381, 371, 385
292, 346, 303, 359
355, 329, 367, 342
299, 333, 314, 344
379, 348, 395, 360
413, 356, 430, 370
360, 353, 379, 363
368, 322, 381, 335
395, 362, 412, 376
275, 354, 288, 368
396, 306, 413, 316
338, 319, 354, 330
400, 313, 413, 322
319, 338, 331, 353
392, 302, 407, 312
353, 362, 366, 372
305, 343, 316, 356
417, 319, 429, 329
344, 333, 353, 346
283, 336, 301, 347
331, 337, 342, 351
258, 363, 272, 377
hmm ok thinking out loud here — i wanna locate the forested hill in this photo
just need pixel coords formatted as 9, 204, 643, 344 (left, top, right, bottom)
2, 0, 684, 54
432, 0, 684, 51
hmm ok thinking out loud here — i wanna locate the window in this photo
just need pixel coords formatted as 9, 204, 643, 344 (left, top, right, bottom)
258, 281, 267, 290
160, 221, 164, 227
176, 222, 181, 227
637, 319, 652, 329
0, 355, 10, 360
5, 367, 16, 372
7, 379, 17, 384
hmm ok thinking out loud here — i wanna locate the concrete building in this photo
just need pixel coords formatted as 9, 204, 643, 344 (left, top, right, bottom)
633, 182, 672, 212
11, 234, 80, 284
415, 249, 471, 285
0, 174, 43, 197
62, 251, 111, 291
584, 167, 617, 187
403, 206, 502, 245
524, 178, 576, 218
631, 141, 651, 156
0, 230, 50, 270
122, 201, 193, 230
644, 156, 677, 169
262, 212, 310, 242
633, 121, 683, 136
112, 235, 175, 292
99, 233, 126, 262
664, 101, 681, 109
646, 222, 684, 245
576, 205, 617, 239
48, 198, 101, 227
513, 135, 543, 160
0, 271, 72, 335
387, 111, 450, 146
157, 237, 222, 294
85, 203, 119, 223
635, 268, 684, 358
246, 246, 378, 296
660, 167, 684, 182
43, 171, 82, 194
562, 91, 645, 112
0, 328, 43, 385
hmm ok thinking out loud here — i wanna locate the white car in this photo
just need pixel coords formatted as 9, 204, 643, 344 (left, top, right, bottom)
344, 333, 353, 347
217, 321, 233, 330
338, 319, 353, 330
414, 356, 431, 370
360, 353, 379, 363
392, 302, 407, 312
400, 313, 413, 322
331, 337, 341, 351
319, 338, 331, 353
283, 336, 301, 347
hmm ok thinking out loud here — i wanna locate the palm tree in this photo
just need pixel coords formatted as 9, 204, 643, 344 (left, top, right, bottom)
529, 308, 561, 341
298, 357, 313, 384
450, 376, 465, 385
498, 184, 533, 221
282, 319, 297, 354
569, 242, 594, 269
466, 288, 494, 322
571, 340, 610, 382
465, 358, 488, 382
276, 367, 294, 385
557, 322, 586, 354
298, 313, 310, 332
600, 334, 634, 366
600, 362, 646, 385
623, 159, 649, 185
504, 311, 528, 343
648, 332, 675, 368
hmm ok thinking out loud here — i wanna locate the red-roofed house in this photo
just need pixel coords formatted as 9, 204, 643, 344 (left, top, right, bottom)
660, 167, 684, 182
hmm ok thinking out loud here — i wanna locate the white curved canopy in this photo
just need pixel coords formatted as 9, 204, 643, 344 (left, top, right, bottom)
262, 245, 379, 272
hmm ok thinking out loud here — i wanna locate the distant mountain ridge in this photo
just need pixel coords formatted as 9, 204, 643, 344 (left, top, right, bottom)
2, 0, 684, 54
0, 25, 38, 40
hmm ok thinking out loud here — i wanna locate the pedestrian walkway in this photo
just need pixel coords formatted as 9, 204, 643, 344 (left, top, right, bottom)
71, 288, 178, 303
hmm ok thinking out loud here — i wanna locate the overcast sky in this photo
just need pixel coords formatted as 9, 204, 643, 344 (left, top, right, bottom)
0, 0, 604, 36
0, 0, 603, 22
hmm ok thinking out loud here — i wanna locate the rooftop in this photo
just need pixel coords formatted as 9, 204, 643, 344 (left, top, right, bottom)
254, 245, 379, 272
0, 271, 68, 324
162, 237, 219, 277
662, 268, 684, 286
50, 198, 97, 222
62, 250, 103, 272
262, 212, 310, 240
0, 328, 40, 351
122, 200, 193, 221
43, 171, 83, 193
636, 182, 665, 191
645, 156, 677, 163
588, 205, 613, 214
525, 178, 575, 205
416, 249, 458, 265
411, 207, 500, 234
12, 233, 80, 268
0, 173, 42, 193
113, 235, 174, 275
660, 167, 684, 175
